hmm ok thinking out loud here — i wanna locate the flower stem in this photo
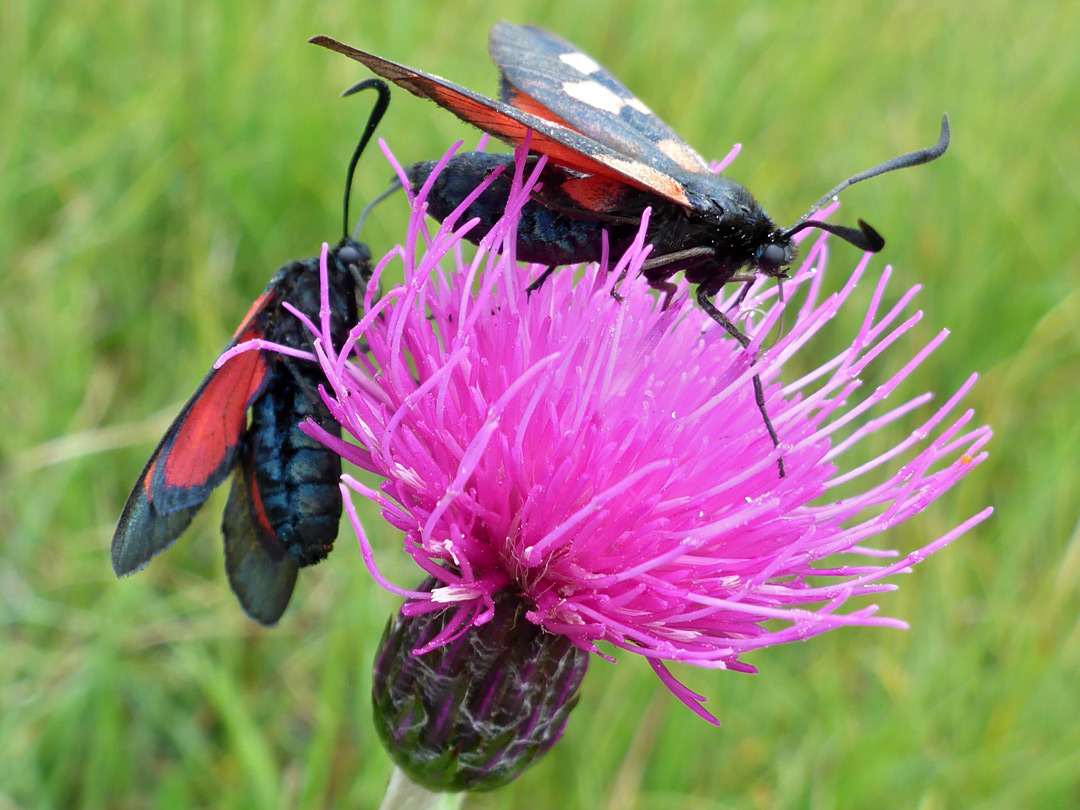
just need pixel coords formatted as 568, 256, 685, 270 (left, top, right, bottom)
378, 767, 464, 810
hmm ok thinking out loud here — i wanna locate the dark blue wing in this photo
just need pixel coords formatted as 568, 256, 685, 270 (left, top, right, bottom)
222, 455, 299, 626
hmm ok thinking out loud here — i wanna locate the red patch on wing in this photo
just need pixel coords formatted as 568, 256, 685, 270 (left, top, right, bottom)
151, 326, 270, 493
558, 175, 633, 213
247, 464, 274, 535
419, 82, 691, 205
231, 290, 276, 341
502, 87, 577, 131
422, 83, 634, 180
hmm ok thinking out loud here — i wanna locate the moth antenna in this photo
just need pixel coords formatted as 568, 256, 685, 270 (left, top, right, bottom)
786, 218, 885, 252
783, 114, 950, 240
341, 78, 391, 239
353, 180, 402, 239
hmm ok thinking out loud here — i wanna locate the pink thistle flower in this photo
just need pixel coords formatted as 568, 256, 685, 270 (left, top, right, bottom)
304, 140, 992, 726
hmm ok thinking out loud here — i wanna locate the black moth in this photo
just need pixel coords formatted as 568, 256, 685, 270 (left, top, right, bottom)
312, 23, 950, 477
111, 79, 389, 625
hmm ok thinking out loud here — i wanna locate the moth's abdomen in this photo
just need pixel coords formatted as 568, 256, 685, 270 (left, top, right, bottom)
249, 366, 342, 567
408, 153, 620, 266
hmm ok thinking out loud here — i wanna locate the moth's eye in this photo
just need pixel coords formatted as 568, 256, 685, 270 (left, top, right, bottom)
337, 245, 363, 267
759, 243, 787, 270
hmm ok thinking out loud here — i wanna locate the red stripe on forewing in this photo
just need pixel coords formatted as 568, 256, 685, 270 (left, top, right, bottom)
157, 329, 269, 491
502, 87, 577, 131
422, 84, 638, 179
423, 85, 690, 203
231, 290, 275, 341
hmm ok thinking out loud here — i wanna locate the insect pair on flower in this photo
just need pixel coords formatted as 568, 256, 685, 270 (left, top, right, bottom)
110, 23, 989, 791
114, 22, 950, 626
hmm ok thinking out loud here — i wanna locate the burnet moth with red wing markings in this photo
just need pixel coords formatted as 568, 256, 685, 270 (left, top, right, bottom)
310, 23, 950, 477
111, 79, 390, 625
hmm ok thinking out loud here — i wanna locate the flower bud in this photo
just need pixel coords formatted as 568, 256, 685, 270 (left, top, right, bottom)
372, 581, 589, 792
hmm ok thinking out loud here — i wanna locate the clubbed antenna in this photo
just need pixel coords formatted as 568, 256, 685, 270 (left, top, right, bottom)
782, 114, 950, 249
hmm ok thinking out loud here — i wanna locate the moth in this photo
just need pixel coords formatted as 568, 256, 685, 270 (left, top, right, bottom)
311, 25, 949, 476
111, 79, 389, 624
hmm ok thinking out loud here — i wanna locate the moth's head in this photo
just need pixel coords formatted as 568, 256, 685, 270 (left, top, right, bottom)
333, 237, 371, 276
331, 236, 380, 317
753, 232, 796, 278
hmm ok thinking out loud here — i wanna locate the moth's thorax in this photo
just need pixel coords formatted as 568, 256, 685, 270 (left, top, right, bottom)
681, 173, 759, 220
272, 247, 361, 354
646, 173, 792, 286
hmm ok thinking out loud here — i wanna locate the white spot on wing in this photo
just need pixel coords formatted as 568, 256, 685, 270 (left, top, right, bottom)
562, 81, 655, 120
559, 52, 601, 74
562, 80, 625, 114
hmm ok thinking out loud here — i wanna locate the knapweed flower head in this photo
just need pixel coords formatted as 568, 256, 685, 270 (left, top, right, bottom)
304, 141, 991, 729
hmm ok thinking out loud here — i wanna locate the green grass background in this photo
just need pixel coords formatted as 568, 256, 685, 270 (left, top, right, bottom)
3, 0, 1078, 807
